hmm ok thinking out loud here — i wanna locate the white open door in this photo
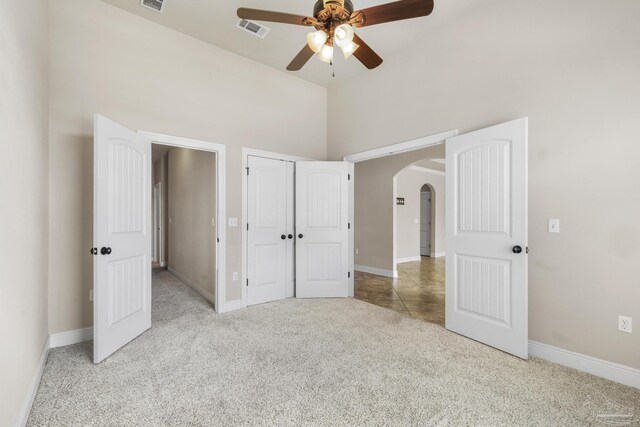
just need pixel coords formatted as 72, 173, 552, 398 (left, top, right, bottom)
93, 114, 152, 363
247, 156, 294, 305
296, 161, 351, 298
445, 118, 528, 359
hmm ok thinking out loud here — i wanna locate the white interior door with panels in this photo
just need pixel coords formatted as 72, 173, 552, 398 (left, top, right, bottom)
445, 118, 528, 359
93, 114, 152, 364
296, 161, 352, 298
420, 191, 431, 256
247, 156, 294, 305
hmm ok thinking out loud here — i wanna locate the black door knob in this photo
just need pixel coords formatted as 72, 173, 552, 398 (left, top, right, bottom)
287, 234, 293, 239
101, 247, 112, 255
298, 234, 303, 239
512, 245, 522, 254
281, 235, 286, 240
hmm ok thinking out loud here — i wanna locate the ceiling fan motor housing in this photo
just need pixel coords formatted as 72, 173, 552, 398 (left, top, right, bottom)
314, 0, 354, 23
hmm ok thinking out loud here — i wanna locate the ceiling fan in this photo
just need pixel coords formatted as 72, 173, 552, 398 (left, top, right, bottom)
237, 0, 434, 71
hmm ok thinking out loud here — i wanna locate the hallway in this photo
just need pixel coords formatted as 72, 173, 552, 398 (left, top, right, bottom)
354, 257, 445, 326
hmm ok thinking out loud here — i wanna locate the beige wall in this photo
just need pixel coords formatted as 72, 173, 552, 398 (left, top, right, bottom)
48, 0, 327, 334
395, 167, 445, 261
167, 148, 216, 302
354, 145, 444, 273
331, 0, 640, 368
0, 0, 49, 424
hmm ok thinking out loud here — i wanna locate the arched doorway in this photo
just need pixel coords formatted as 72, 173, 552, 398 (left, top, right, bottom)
420, 184, 435, 257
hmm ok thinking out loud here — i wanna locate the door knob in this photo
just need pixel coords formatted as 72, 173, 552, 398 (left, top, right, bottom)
281, 235, 286, 240
512, 245, 522, 254
100, 247, 112, 255
298, 234, 303, 239
287, 234, 293, 239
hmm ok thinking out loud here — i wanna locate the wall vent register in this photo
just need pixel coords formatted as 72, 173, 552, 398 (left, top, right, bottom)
237, 19, 271, 39
141, 0, 165, 13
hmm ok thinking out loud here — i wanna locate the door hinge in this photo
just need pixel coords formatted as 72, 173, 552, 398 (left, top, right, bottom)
217, 237, 219, 243
348, 271, 351, 278
348, 222, 351, 229
246, 167, 250, 175
247, 223, 249, 231
348, 174, 351, 180
246, 279, 249, 287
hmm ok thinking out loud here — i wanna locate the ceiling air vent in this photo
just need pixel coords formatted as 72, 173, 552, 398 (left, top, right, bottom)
140, 0, 165, 13
237, 19, 271, 39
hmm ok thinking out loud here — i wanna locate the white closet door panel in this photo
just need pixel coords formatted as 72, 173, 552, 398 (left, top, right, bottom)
296, 162, 351, 298
247, 156, 293, 306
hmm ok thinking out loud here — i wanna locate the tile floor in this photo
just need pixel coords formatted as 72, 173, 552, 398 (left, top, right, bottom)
354, 256, 445, 326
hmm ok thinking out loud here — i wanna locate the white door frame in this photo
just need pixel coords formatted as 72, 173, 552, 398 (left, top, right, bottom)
152, 182, 162, 263
138, 131, 227, 313
241, 148, 316, 309
342, 129, 459, 281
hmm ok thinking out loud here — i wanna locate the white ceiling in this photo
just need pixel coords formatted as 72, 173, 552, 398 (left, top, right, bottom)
99, 0, 473, 87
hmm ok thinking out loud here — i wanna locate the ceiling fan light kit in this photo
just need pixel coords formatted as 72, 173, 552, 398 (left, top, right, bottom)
237, 0, 434, 72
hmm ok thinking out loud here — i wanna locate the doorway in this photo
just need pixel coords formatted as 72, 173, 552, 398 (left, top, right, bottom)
151, 144, 217, 306
345, 119, 529, 359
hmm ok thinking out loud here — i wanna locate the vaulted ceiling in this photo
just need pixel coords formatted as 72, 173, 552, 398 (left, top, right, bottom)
99, 0, 472, 87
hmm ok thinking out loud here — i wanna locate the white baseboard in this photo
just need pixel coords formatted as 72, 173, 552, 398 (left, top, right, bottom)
354, 264, 397, 278
16, 336, 49, 427
430, 252, 445, 258
168, 267, 215, 305
396, 256, 421, 264
529, 340, 640, 390
220, 299, 242, 313
50, 327, 93, 348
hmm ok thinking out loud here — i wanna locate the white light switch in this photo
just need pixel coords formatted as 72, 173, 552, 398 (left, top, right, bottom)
228, 218, 238, 227
548, 219, 560, 233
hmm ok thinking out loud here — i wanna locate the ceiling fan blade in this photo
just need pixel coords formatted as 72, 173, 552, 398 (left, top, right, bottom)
237, 8, 314, 26
287, 45, 315, 71
351, 0, 434, 27
352, 34, 383, 69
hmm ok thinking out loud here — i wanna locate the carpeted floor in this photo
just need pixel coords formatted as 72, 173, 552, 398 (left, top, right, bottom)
28, 269, 640, 426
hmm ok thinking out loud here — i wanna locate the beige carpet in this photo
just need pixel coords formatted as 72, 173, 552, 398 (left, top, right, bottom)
28, 269, 640, 426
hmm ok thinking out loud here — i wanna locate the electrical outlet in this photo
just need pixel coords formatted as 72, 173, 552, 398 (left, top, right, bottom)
355, 248, 359, 255
232, 272, 239, 281
618, 315, 632, 333
548, 219, 560, 233
228, 218, 238, 227
89, 289, 93, 302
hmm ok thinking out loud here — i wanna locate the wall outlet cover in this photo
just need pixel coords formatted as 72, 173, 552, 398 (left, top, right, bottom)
548, 219, 560, 233
618, 315, 632, 333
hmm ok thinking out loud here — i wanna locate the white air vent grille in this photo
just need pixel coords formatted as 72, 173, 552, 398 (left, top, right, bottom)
237, 19, 271, 39
141, 0, 165, 13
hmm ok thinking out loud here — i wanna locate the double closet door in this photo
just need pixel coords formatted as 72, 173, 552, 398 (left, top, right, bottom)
247, 156, 351, 305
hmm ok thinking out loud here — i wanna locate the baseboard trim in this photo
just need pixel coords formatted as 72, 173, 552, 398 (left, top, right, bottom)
396, 256, 421, 264
354, 264, 397, 278
16, 336, 49, 427
50, 327, 93, 348
168, 267, 215, 305
221, 299, 242, 313
529, 340, 640, 389
430, 252, 445, 258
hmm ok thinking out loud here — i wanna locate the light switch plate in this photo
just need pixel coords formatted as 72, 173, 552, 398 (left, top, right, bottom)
228, 218, 238, 227
548, 219, 560, 233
